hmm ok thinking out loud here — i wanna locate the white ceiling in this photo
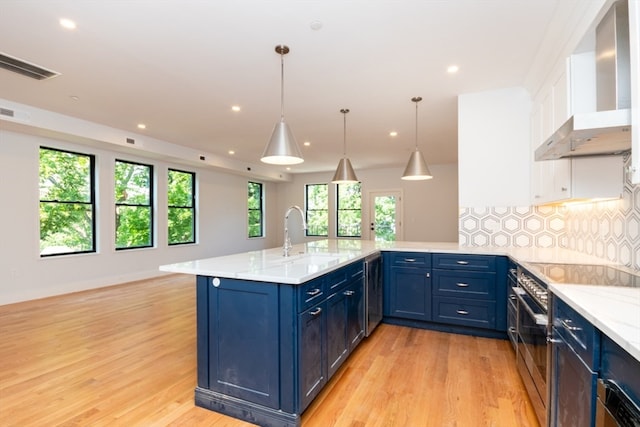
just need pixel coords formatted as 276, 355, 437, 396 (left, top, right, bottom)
0, 0, 575, 174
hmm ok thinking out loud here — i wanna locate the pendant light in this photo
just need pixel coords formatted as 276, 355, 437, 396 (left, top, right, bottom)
331, 108, 359, 183
261, 45, 304, 165
401, 96, 433, 180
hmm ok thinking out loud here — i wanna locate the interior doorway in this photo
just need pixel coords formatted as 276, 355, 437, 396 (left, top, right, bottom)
368, 191, 403, 241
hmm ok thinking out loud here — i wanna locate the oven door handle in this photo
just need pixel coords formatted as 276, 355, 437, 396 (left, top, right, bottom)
515, 290, 548, 326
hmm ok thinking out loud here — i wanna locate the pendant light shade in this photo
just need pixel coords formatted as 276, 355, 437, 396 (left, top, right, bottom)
331, 109, 359, 183
401, 96, 433, 180
261, 45, 304, 165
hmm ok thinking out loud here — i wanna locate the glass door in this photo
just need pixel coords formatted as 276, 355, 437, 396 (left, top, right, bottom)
368, 191, 402, 241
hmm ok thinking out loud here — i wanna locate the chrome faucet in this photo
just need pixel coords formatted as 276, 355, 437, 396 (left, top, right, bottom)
283, 205, 307, 257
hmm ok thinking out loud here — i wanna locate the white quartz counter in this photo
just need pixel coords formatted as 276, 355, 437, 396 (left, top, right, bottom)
159, 239, 640, 362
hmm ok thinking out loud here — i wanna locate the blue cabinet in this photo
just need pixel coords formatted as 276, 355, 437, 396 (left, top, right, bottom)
432, 253, 506, 332
195, 260, 364, 426
384, 252, 432, 321
549, 295, 600, 427
383, 252, 507, 337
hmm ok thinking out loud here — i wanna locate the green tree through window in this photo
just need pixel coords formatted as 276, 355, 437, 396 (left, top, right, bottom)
168, 169, 195, 245
337, 183, 361, 237
115, 160, 153, 249
305, 184, 328, 236
39, 147, 96, 256
248, 181, 264, 238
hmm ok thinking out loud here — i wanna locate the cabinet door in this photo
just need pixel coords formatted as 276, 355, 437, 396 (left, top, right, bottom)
550, 329, 598, 427
345, 279, 365, 351
387, 266, 431, 321
298, 302, 326, 412
326, 290, 348, 378
207, 278, 280, 409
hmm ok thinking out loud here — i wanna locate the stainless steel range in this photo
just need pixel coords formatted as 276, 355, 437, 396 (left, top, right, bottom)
512, 261, 640, 427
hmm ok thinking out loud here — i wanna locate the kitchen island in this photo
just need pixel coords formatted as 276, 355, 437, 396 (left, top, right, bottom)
160, 239, 640, 426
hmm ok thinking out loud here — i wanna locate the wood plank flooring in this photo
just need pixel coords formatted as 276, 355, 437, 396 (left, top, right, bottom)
0, 274, 538, 426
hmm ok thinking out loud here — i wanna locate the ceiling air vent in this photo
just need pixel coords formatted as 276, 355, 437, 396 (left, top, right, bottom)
0, 52, 60, 80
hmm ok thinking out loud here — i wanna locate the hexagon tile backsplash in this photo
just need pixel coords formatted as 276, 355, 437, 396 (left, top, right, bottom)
459, 155, 640, 270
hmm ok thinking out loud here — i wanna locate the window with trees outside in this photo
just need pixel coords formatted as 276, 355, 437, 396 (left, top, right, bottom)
337, 183, 362, 237
168, 169, 196, 245
39, 147, 96, 257
305, 183, 328, 236
248, 181, 264, 238
115, 160, 153, 250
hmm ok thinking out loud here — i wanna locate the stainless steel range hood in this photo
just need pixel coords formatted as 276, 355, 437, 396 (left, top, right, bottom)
535, 0, 631, 161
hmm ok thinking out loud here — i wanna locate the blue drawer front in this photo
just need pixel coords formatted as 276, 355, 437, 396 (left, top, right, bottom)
432, 270, 496, 300
553, 296, 600, 370
432, 254, 496, 271
432, 297, 496, 329
326, 260, 363, 292
388, 252, 431, 268
297, 276, 325, 313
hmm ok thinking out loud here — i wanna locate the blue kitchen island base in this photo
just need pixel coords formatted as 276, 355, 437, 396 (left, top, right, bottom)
195, 387, 300, 427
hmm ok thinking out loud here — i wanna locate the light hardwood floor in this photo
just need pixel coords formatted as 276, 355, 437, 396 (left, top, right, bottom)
0, 274, 538, 426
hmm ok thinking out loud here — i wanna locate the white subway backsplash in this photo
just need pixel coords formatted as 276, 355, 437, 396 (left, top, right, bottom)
460, 156, 639, 270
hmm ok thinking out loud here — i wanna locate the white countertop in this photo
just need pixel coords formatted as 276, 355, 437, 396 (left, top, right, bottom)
159, 239, 640, 362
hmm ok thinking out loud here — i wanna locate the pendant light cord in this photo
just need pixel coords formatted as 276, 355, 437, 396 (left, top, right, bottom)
340, 108, 349, 157
412, 96, 422, 151
280, 51, 285, 121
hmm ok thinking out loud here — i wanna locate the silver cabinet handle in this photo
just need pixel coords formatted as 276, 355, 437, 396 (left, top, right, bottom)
546, 337, 562, 344
456, 309, 469, 315
456, 260, 469, 265
310, 307, 322, 316
404, 258, 416, 262
560, 319, 582, 332
456, 282, 469, 287
343, 290, 355, 296
306, 288, 321, 297
426, 272, 431, 278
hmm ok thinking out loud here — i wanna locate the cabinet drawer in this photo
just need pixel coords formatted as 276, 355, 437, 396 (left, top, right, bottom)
388, 252, 431, 268
297, 277, 325, 313
326, 261, 363, 293
552, 296, 600, 370
432, 270, 496, 300
432, 254, 496, 271
432, 297, 496, 330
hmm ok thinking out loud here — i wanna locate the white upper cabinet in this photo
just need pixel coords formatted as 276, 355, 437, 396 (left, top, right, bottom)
530, 0, 631, 203
630, 0, 639, 184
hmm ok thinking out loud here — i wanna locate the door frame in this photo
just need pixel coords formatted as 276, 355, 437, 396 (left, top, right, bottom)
366, 189, 403, 241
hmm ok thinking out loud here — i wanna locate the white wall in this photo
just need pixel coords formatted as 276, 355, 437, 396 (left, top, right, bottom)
458, 87, 531, 208
274, 165, 459, 244
0, 129, 279, 305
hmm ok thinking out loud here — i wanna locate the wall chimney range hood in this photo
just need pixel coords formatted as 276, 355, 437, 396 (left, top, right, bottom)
536, 0, 632, 161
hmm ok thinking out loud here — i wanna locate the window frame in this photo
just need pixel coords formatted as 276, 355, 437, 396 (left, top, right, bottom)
167, 168, 196, 245
336, 182, 362, 238
39, 146, 97, 257
247, 181, 265, 238
305, 183, 329, 237
114, 159, 154, 250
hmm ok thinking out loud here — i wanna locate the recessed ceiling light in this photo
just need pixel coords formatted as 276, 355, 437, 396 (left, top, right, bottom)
231, 105, 241, 112
137, 123, 146, 129
70, 95, 79, 101
59, 18, 76, 30
309, 20, 323, 31
447, 65, 459, 73
389, 131, 398, 137
228, 150, 235, 155
303, 141, 311, 147
286, 167, 291, 171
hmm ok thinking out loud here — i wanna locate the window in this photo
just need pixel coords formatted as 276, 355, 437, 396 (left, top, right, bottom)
247, 181, 264, 238
115, 160, 153, 250
305, 183, 328, 236
39, 147, 96, 256
168, 169, 196, 245
336, 183, 362, 237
